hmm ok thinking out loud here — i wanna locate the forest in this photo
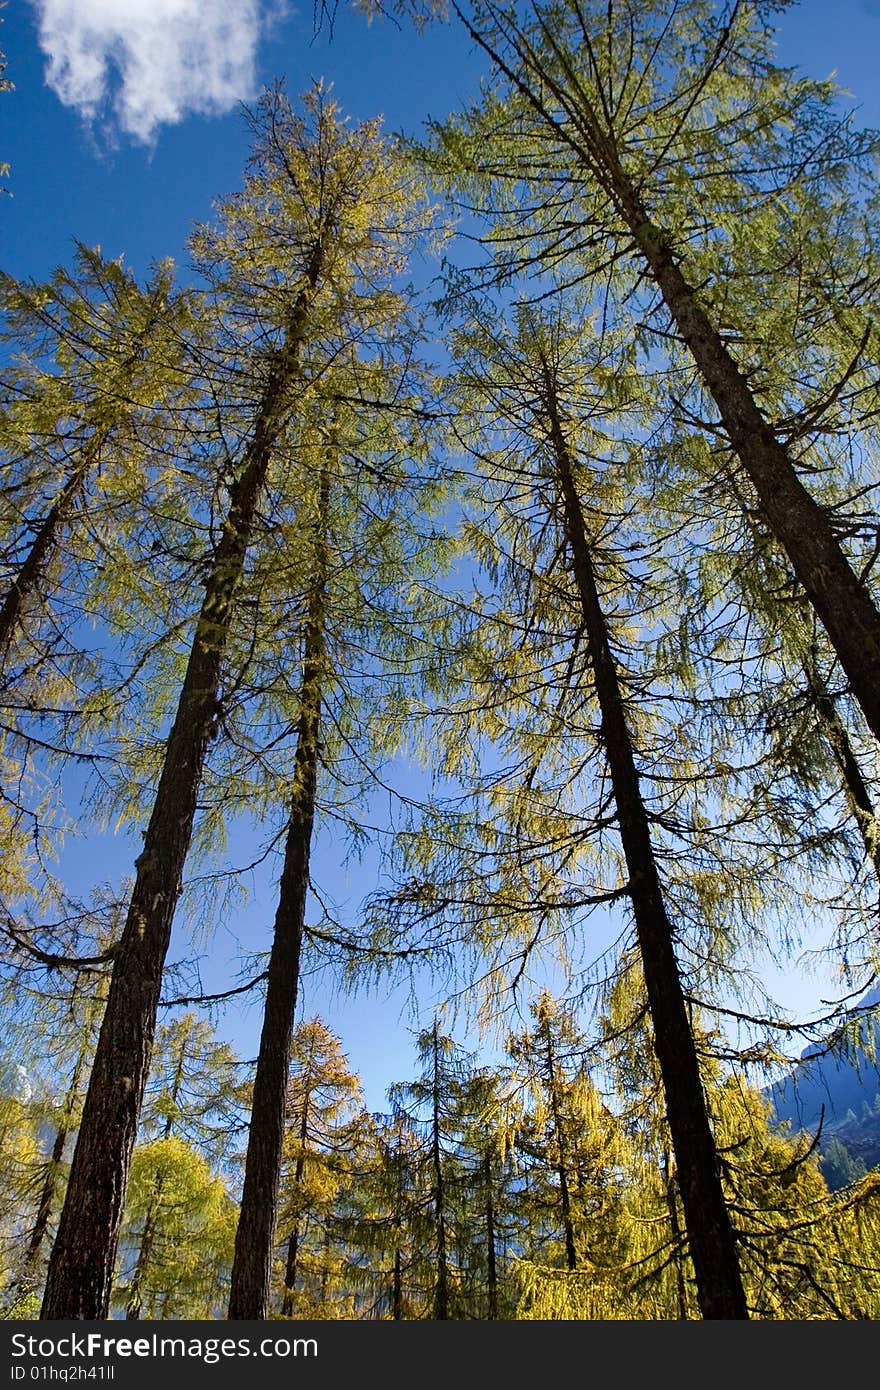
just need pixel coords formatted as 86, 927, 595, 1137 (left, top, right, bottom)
1, 0, 879, 1321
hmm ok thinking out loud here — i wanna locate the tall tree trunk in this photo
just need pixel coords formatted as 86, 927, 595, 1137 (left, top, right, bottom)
544, 380, 749, 1319
227, 460, 330, 1320
662, 1149, 691, 1321
0, 287, 171, 680
431, 1023, 449, 1321
805, 651, 880, 895
124, 1191, 162, 1321
484, 1149, 498, 1320
21, 1011, 90, 1277
41, 275, 320, 1321
280, 1081, 314, 1318
392, 1245, 403, 1321
612, 181, 880, 744
281, 1219, 302, 1318
0, 449, 93, 675
540, 1013, 577, 1272
458, 9, 880, 742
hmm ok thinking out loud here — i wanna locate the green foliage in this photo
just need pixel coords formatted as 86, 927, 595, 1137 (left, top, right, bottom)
3, 13, 880, 1317
113, 1137, 237, 1319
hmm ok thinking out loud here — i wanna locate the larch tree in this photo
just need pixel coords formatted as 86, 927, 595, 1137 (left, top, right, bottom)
387, 0, 880, 744
115, 1013, 245, 1320
388, 1024, 477, 1320
0, 250, 193, 937
223, 110, 441, 1316
0, 249, 189, 681
273, 1018, 364, 1318
366, 295, 783, 1315
112, 1136, 237, 1321
601, 957, 880, 1319
506, 991, 629, 1290
41, 83, 426, 1319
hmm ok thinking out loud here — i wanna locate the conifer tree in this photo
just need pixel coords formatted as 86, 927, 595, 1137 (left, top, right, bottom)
42, 84, 422, 1319
225, 110, 439, 1316
272, 1019, 364, 1317
390, 0, 880, 743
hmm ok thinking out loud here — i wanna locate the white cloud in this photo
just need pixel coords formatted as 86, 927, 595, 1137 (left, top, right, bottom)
30, 0, 287, 144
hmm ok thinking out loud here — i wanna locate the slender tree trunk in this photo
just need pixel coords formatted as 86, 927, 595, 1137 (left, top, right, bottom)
431, 1023, 449, 1321
392, 1246, 403, 1321
124, 1192, 162, 1321
41, 276, 319, 1321
484, 1150, 498, 1320
24, 1124, 70, 1270
125, 1028, 188, 1320
0, 289, 170, 679
280, 1087, 313, 1318
611, 180, 880, 744
540, 1016, 577, 1272
461, 7, 880, 742
281, 1220, 302, 1318
662, 1149, 691, 1321
21, 1017, 90, 1275
2, 992, 94, 1314
805, 653, 880, 891
0, 450, 93, 674
227, 461, 330, 1320
544, 383, 749, 1319
391, 1130, 405, 1321
318, 1224, 331, 1306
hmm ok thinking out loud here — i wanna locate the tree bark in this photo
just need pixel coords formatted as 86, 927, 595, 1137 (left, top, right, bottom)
227, 461, 329, 1320
544, 381, 749, 1319
662, 1149, 691, 1321
431, 1023, 450, 1320
392, 1246, 403, 1321
124, 1193, 161, 1321
40, 275, 319, 1321
805, 654, 880, 888
125, 1025, 189, 1320
0, 289, 172, 681
22, 1013, 90, 1279
484, 1149, 498, 1320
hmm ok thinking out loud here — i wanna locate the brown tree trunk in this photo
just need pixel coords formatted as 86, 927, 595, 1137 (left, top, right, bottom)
431, 1023, 449, 1321
484, 1149, 498, 1320
227, 461, 329, 1320
40, 278, 319, 1321
458, 7, 880, 743
392, 1246, 403, 1321
280, 1085, 314, 1318
280, 1218, 302, 1318
124, 1191, 162, 1321
662, 1149, 691, 1321
0, 289, 171, 680
22, 1017, 90, 1275
544, 381, 749, 1319
613, 182, 880, 745
125, 1024, 189, 1320
0, 450, 93, 675
805, 654, 880, 888
539, 1014, 578, 1272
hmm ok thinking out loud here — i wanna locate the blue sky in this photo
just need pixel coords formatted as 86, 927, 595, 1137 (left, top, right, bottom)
2, 0, 880, 1112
